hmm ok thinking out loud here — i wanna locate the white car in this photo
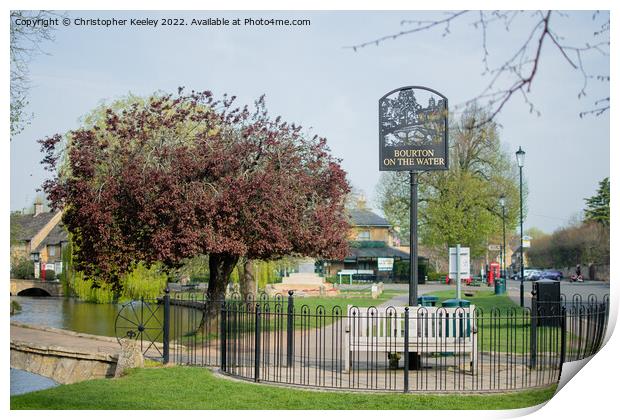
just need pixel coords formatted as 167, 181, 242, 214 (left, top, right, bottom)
524, 269, 543, 281
511, 269, 541, 281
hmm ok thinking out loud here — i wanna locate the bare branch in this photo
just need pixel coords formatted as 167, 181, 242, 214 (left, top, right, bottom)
344, 11, 469, 51
348, 10, 609, 124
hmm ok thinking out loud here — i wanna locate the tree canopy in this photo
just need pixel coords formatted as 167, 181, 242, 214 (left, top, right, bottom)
10, 11, 60, 138
40, 90, 350, 300
584, 177, 609, 226
527, 221, 609, 268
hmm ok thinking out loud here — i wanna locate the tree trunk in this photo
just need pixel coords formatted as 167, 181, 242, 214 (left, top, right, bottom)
241, 258, 256, 298
205, 252, 239, 321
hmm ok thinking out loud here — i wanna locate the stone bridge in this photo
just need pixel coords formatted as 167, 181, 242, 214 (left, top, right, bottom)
10, 278, 63, 297
10, 323, 121, 384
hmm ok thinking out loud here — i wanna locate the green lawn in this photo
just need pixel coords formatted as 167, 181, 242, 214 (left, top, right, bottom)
177, 291, 401, 343
424, 289, 521, 312
291, 291, 399, 314
11, 366, 557, 410
423, 290, 561, 354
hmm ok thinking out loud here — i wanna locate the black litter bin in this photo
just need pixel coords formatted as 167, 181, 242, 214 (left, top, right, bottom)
532, 279, 561, 327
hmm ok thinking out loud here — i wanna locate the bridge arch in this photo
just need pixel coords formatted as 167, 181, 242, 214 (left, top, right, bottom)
17, 288, 52, 297
10, 279, 63, 297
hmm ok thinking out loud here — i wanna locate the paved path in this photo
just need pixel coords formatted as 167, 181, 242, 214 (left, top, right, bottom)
504, 279, 609, 308
376, 280, 610, 309
11, 322, 122, 356
10, 322, 164, 358
11, 322, 126, 384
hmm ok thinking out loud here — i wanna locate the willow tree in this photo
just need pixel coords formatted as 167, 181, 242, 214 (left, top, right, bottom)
40, 90, 350, 302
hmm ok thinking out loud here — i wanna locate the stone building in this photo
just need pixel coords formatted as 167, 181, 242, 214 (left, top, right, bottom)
322, 199, 413, 282
11, 202, 68, 279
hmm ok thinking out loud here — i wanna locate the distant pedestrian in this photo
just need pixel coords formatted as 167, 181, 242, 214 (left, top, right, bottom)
572, 264, 584, 282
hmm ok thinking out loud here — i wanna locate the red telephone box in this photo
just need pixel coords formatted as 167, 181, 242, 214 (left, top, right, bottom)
488, 262, 500, 286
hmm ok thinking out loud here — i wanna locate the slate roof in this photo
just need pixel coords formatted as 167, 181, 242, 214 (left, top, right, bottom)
12, 211, 60, 242
348, 209, 390, 227
347, 246, 410, 260
35, 222, 69, 251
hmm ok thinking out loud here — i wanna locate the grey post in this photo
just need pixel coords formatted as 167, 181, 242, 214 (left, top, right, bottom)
516, 146, 525, 307
520, 165, 524, 307
456, 243, 461, 300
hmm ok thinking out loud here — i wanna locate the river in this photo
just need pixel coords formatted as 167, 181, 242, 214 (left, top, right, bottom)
11, 296, 123, 336
10, 369, 58, 396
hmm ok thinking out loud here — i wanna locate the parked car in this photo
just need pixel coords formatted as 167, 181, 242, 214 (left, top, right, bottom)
524, 269, 543, 281
510, 268, 543, 281
540, 270, 563, 280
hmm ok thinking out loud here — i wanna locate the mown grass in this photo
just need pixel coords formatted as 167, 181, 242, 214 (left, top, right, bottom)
175, 291, 401, 343
11, 366, 557, 410
426, 289, 521, 312
424, 290, 562, 354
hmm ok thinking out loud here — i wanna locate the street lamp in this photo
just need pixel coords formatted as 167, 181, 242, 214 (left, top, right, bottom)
516, 146, 526, 307
499, 195, 506, 279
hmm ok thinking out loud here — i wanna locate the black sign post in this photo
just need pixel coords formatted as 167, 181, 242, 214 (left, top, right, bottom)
409, 171, 418, 306
379, 86, 449, 306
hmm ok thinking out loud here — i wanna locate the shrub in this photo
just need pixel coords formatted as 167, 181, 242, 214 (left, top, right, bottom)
119, 262, 168, 300
11, 257, 34, 279
394, 260, 409, 277
427, 272, 448, 282
190, 275, 209, 284
325, 275, 338, 284
44, 269, 56, 280
10, 300, 22, 315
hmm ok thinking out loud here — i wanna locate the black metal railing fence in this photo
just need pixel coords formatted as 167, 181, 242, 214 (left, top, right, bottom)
115, 291, 609, 393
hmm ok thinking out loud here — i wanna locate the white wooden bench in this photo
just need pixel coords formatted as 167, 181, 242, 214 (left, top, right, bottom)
343, 305, 478, 372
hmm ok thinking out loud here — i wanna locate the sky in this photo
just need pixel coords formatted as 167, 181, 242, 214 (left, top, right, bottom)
10, 10, 610, 234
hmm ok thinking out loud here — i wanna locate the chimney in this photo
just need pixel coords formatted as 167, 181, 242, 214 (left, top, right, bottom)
356, 194, 367, 209
34, 199, 44, 216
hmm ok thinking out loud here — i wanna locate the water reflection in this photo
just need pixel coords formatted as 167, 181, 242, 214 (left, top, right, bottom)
11, 296, 201, 338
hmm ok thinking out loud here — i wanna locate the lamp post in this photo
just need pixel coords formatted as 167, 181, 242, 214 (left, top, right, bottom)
30, 252, 41, 280
516, 146, 526, 307
499, 195, 506, 279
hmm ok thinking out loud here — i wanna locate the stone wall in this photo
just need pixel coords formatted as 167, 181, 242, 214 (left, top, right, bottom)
10, 341, 118, 384
562, 263, 610, 282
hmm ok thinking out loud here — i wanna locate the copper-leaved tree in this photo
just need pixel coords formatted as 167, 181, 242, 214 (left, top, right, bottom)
40, 90, 350, 303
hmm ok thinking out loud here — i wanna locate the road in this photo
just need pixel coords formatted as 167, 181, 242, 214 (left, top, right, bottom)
11, 322, 121, 356
504, 279, 609, 308
339, 280, 610, 308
